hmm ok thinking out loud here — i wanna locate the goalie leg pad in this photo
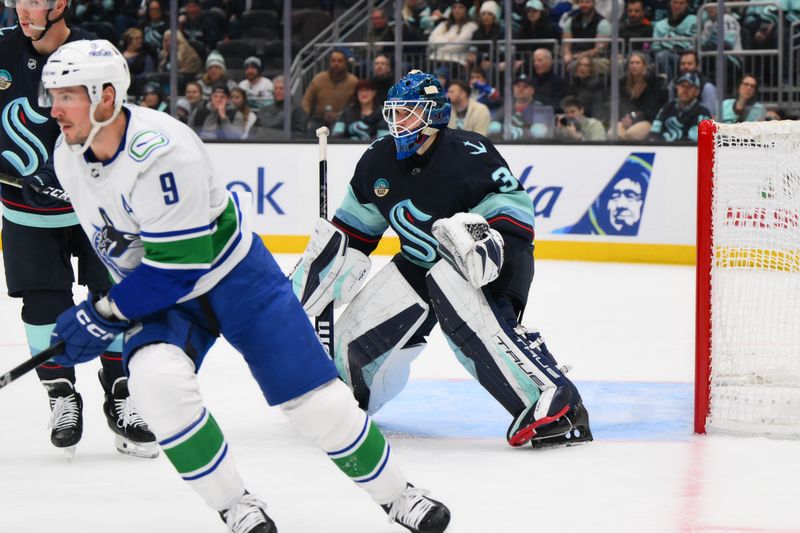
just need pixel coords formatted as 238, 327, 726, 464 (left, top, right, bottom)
128, 344, 245, 511
281, 379, 407, 504
334, 262, 430, 414
426, 261, 578, 422
291, 219, 371, 315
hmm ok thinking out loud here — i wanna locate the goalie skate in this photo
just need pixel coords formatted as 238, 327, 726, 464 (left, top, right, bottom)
529, 401, 593, 449
99, 370, 159, 459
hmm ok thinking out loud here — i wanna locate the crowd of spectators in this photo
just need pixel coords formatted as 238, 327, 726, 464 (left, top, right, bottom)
1, 0, 795, 143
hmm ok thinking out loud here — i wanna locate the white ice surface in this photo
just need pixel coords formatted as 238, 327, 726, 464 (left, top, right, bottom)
1, 255, 799, 533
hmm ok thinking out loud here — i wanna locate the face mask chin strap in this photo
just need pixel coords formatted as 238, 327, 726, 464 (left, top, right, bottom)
68, 101, 122, 155
28, 5, 66, 42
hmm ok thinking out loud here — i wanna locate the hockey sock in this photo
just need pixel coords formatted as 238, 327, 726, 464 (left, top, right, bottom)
281, 379, 407, 504
22, 290, 76, 383
25, 321, 76, 383
99, 350, 126, 384
128, 343, 245, 511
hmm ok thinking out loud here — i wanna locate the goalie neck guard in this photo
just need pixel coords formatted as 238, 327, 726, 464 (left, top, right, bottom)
382, 70, 451, 160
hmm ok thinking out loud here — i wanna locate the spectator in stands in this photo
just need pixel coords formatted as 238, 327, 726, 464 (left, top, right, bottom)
554, 95, 607, 141
332, 80, 387, 141
514, 0, 559, 53
743, 1, 780, 51
565, 54, 607, 123
765, 108, 793, 121
561, 0, 611, 71
720, 74, 767, 123
650, 0, 697, 80
114, 0, 144, 37
530, 47, 567, 109
645, 0, 671, 24
121, 27, 156, 99
619, 0, 652, 51
198, 51, 238, 98
158, 30, 202, 77
668, 50, 717, 118
251, 76, 309, 140
178, 0, 219, 56
447, 79, 491, 135
301, 49, 359, 130
140, 81, 168, 113
471, 0, 503, 55
649, 72, 712, 142
371, 54, 394, 106
238, 56, 274, 110
142, 0, 168, 57
615, 51, 668, 140
469, 68, 502, 113
72, 0, 117, 27
699, 4, 742, 87
488, 74, 552, 140
403, 0, 442, 36
428, 0, 478, 66
176, 98, 192, 123
365, 7, 424, 56
229, 87, 257, 139
190, 83, 247, 140
183, 80, 206, 125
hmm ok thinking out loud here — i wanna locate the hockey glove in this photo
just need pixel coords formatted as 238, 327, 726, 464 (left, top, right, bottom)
432, 213, 504, 289
51, 299, 129, 366
21, 163, 69, 208
290, 218, 371, 316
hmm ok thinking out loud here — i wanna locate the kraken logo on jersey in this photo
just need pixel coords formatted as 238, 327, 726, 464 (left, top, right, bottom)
388, 199, 439, 263
92, 208, 143, 277
1, 97, 49, 175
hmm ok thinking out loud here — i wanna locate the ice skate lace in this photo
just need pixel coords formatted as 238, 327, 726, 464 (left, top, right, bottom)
115, 397, 147, 429
224, 493, 269, 533
48, 395, 79, 431
387, 487, 436, 529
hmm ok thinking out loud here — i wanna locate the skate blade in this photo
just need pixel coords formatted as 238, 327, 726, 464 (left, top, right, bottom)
60, 445, 77, 462
115, 435, 159, 459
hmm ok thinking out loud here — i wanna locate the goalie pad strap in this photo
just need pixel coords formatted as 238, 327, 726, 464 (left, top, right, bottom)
426, 260, 569, 415
334, 262, 429, 414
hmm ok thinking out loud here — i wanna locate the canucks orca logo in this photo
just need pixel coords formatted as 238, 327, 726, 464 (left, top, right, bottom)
92, 208, 142, 277
554, 153, 654, 236
1, 97, 49, 175
373, 178, 390, 197
389, 199, 439, 263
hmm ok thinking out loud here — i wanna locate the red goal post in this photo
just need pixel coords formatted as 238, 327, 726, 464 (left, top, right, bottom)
695, 119, 800, 437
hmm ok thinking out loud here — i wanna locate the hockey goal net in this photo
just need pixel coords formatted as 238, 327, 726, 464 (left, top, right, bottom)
696, 120, 800, 437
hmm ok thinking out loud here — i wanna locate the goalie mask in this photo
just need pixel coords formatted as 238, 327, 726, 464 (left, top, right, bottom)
382, 70, 451, 160
40, 39, 130, 154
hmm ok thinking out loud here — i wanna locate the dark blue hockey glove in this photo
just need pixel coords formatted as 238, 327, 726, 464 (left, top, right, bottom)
51, 300, 129, 366
21, 163, 68, 208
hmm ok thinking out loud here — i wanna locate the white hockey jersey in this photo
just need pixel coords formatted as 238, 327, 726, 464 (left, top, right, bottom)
53, 105, 252, 319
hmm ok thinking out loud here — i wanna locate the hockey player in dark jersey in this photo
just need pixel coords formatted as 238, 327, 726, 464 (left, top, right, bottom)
0, 0, 156, 459
293, 70, 592, 448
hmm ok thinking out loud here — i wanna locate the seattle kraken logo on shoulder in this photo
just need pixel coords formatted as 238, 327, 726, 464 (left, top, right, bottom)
373, 178, 390, 197
2, 97, 49, 175
389, 199, 438, 263
92, 208, 142, 277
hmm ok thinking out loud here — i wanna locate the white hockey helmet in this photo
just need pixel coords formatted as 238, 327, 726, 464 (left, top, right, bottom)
41, 39, 130, 153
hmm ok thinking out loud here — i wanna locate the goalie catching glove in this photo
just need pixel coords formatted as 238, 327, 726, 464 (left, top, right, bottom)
291, 218, 371, 316
432, 213, 504, 289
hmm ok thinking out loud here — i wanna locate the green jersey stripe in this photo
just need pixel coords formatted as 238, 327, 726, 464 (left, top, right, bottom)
331, 420, 388, 478
162, 413, 226, 474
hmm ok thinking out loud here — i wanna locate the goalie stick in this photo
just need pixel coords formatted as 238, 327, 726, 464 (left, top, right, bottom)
0, 341, 65, 390
0, 172, 71, 203
314, 126, 334, 357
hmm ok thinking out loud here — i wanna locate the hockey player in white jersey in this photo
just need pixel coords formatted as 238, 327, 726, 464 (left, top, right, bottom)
41, 39, 450, 533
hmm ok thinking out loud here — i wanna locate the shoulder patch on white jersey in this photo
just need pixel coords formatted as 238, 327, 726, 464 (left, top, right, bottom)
128, 129, 169, 162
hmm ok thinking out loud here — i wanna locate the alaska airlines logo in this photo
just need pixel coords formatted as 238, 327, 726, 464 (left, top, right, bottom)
389, 199, 438, 263
1, 97, 49, 175
554, 153, 655, 236
92, 208, 142, 277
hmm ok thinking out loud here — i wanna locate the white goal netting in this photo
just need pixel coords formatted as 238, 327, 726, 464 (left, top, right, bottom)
708, 121, 800, 437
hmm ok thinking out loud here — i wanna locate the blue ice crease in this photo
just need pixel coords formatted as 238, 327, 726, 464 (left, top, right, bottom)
373, 380, 694, 442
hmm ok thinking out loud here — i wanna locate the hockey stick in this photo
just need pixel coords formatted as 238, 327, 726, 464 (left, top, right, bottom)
0, 341, 65, 390
0, 172, 71, 203
314, 126, 334, 357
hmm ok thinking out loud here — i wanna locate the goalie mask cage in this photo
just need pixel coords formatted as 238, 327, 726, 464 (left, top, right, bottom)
696, 120, 800, 437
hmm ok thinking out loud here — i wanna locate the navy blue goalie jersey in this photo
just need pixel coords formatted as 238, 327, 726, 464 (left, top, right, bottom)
0, 25, 93, 227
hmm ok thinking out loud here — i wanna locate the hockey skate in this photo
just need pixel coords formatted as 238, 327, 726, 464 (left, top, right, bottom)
98, 370, 159, 459
44, 378, 83, 461
382, 484, 451, 533
219, 492, 277, 533
507, 384, 593, 448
